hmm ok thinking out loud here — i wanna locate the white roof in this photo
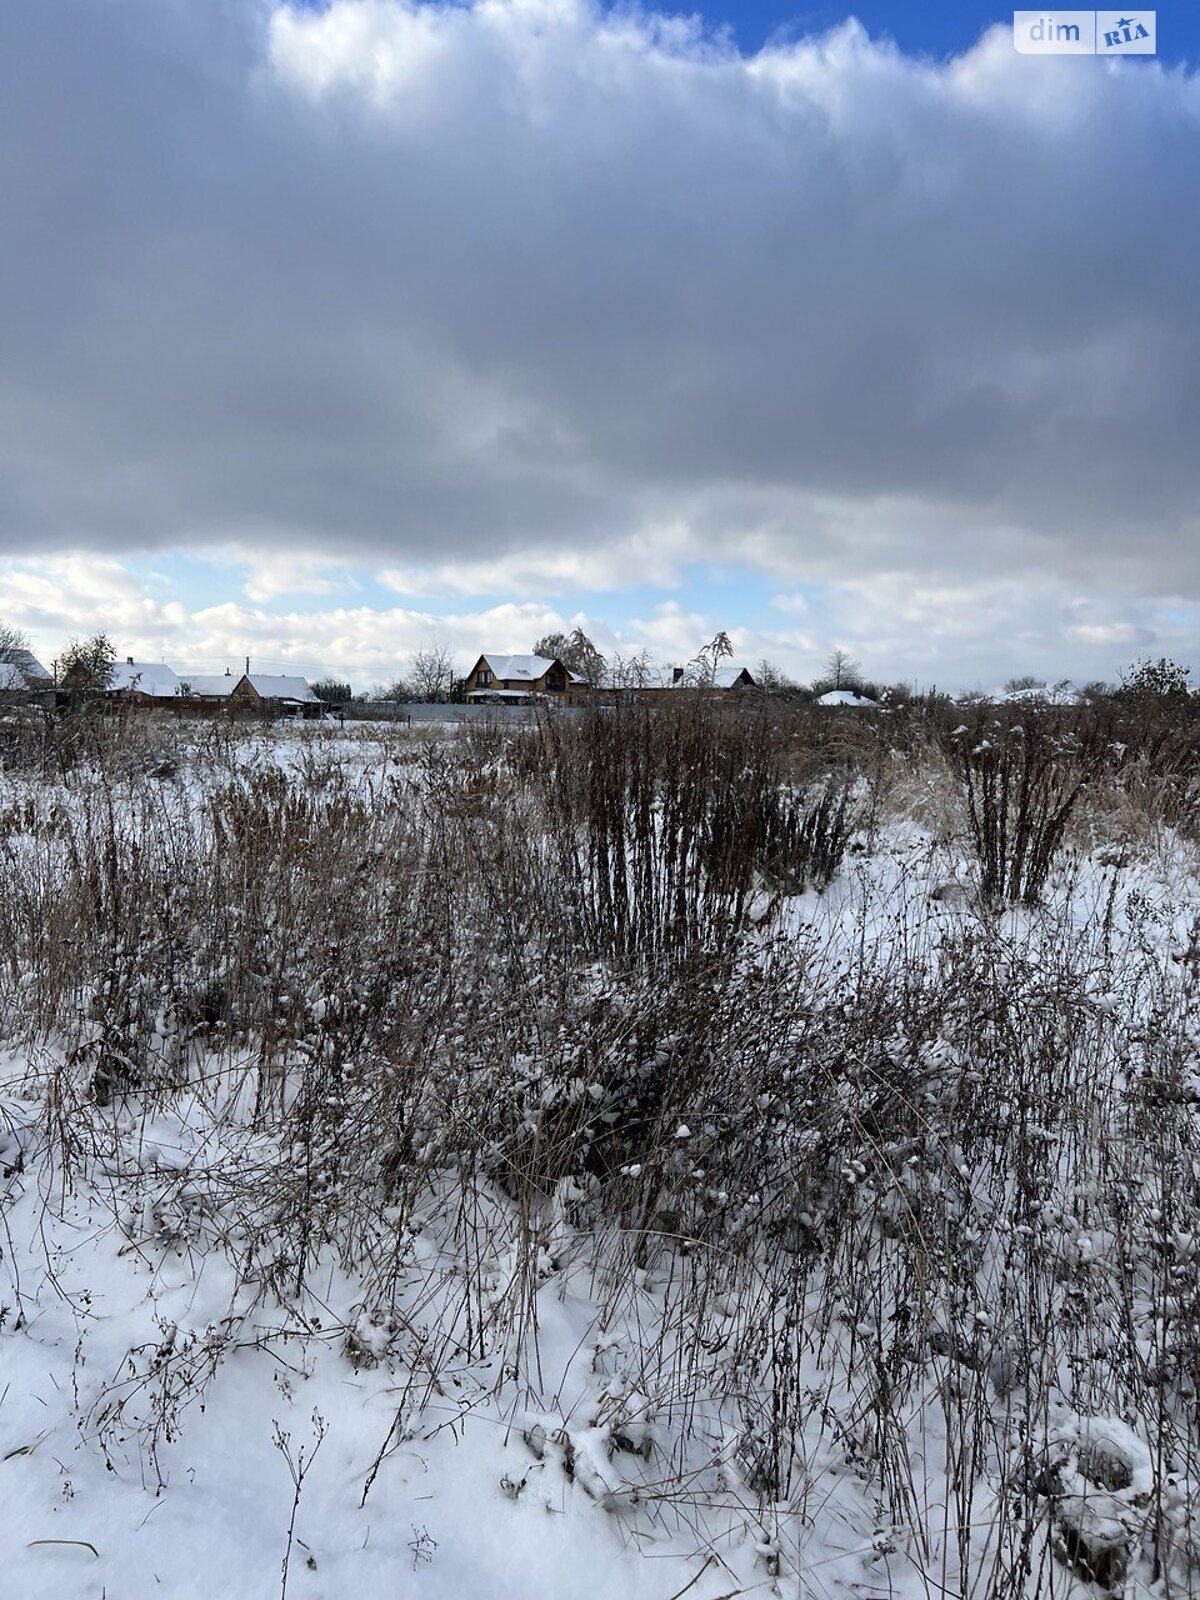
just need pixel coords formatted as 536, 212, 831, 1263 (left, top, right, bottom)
109, 661, 182, 697
244, 674, 320, 703
0, 648, 52, 686
188, 674, 237, 698
817, 689, 878, 708
0, 663, 26, 691
709, 665, 753, 689
185, 672, 319, 702
598, 663, 753, 690
480, 654, 560, 682
996, 681, 1082, 705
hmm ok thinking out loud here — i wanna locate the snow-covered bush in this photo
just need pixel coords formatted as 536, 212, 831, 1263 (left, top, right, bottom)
1, 711, 1199, 1596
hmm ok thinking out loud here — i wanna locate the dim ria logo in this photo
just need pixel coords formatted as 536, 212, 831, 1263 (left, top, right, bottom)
1013, 11, 1156, 53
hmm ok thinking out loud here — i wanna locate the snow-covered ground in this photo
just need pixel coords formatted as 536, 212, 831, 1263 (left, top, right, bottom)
2, 717, 1199, 1599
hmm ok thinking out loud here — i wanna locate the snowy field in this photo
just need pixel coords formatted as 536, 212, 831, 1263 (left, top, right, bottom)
1, 705, 1199, 1600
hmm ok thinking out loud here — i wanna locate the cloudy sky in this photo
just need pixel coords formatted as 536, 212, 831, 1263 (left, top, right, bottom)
0, 0, 1195, 691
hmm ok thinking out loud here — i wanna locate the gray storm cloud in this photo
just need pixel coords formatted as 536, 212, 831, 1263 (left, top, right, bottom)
0, 0, 1197, 594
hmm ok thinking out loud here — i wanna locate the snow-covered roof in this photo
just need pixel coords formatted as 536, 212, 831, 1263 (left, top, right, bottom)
709, 665, 754, 689
479, 654, 560, 682
188, 674, 237, 698
817, 689, 879, 708
0, 648, 52, 686
0, 662, 27, 691
185, 672, 319, 703
109, 661, 182, 698
244, 674, 320, 703
598, 663, 755, 690
996, 681, 1082, 706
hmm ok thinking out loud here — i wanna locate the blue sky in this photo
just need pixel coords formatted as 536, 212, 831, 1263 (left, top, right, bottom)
290, 0, 1190, 62
710, 0, 1188, 60
0, 0, 1196, 691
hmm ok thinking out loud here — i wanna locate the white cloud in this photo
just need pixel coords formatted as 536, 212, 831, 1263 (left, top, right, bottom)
378, 523, 693, 596
230, 551, 358, 604
1066, 621, 1143, 647
1, 0, 1199, 681
270, 0, 448, 100
0, 556, 601, 686
0, 553, 1186, 690
624, 600, 717, 665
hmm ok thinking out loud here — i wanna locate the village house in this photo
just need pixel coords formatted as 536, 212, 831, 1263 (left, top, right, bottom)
187, 671, 238, 702
0, 648, 54, 700
463, 653, 588, 704
603, 663, 758, 695
188, 670, 322, 718
107, 658, 183, 703
693, 665, 757, 691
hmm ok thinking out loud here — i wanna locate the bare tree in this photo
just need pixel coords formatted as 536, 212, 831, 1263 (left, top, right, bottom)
1003, 674, 1046, 695
532, 630, 569, 662
532, 627, 607, 686
0, 619, 35, 696
825, 648, 862, 692
604, 648, 655, 689
565, 627, 606, 686
0, 618, 31, 661
408, 644, 455, 704
755, 658, 794, 693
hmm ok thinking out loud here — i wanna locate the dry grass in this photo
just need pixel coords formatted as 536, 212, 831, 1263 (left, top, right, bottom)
1, 699, 1199, 1593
